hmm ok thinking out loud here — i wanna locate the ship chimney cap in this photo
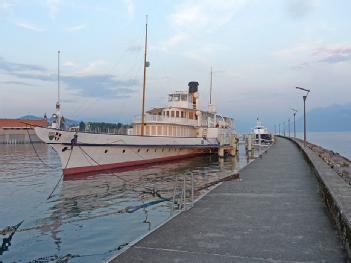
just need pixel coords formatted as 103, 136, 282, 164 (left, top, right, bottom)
188, 81, 199, 93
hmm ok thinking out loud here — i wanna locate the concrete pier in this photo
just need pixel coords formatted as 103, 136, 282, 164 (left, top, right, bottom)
110, 137, 347, 262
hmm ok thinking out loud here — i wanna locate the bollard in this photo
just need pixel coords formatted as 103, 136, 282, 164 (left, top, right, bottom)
230, 134, 237, 156
247, 134, 252, 151
218, 134, 225, 158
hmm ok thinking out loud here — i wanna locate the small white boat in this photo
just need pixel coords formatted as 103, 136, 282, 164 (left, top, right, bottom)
251, 118, 273, 147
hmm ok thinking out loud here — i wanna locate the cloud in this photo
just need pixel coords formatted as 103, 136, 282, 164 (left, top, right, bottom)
65, 24, 86, 32
164, 33, 188, 48
63, 61, 78, 67
0, 57, 46, 72
313, 46, 351, 64
286, 0, 316, 19
170, 0, 247, 31
159, 0, 247, 51
1, 80, 34, 86
126, 44, 143, 52
15, 21, 44, 32
124, 0, 134, 19
46, 0, 61, 19
0, 0, 12, 10
0, 57, 138, 99
76, 60, 108, 75
62, 75, 138, 98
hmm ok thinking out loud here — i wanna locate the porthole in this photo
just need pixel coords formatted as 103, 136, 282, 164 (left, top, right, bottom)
137, 149, 141, 152
122, 149, 126, 153
146, 149, 149, 152
104, 149, 108, 153
154, 149, 157, 152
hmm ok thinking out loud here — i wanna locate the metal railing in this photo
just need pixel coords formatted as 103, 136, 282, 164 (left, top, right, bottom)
134, 114, 202, 127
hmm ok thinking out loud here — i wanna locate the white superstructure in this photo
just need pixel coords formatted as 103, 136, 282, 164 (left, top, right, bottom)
251, 118, 273, 146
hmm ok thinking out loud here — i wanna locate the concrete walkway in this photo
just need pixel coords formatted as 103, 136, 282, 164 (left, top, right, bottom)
111, 137, 346, 262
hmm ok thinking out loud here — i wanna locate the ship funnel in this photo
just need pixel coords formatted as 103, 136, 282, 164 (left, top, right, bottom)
188, 81, 199, 94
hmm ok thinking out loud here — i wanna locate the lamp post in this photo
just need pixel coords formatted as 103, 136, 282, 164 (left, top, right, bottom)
274, 124, 276, 135
296, 87, 310, 147
278, 123, 281, 135
288, 118, 291, 137
290, 108, 298, 138
283, 122, 286, 136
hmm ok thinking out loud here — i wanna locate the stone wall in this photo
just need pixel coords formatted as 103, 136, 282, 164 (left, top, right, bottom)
295, 138, 351, 185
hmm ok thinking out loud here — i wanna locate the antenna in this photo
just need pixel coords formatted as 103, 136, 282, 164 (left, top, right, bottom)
209, 66, 213, 104
57, 50, 60, 108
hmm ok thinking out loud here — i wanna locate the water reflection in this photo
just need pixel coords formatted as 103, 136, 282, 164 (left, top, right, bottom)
0, 144, 257, 262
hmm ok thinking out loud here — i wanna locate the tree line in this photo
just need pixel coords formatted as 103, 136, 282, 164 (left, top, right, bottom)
79, 121, 132, 134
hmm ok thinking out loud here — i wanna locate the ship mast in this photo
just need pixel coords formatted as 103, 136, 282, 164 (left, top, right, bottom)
140, 16, 148, 136
56, 50, 61, 129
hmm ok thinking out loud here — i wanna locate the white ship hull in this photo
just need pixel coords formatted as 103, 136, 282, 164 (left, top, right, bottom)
35, 127, 220, 176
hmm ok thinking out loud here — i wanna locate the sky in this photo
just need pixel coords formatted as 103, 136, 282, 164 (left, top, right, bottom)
0, 0, 351, 129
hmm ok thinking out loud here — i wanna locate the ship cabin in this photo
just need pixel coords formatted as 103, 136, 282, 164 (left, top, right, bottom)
252, 118, 272, 144
133, 82, 233, 137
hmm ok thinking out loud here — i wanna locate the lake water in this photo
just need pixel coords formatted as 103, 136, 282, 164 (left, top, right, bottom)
0, 143, 257, 262
296, 131, 351, 160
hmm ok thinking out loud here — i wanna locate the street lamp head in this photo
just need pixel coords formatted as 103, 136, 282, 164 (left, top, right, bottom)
296, 87, 310, 93
290, 108, 298, 113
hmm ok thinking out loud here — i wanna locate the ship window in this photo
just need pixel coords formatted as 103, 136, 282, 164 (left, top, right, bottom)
176, 111, 179, 118
189, 112, 194, 119
181, 111, 185, 118
122, 149, 126, 153
138, 149, 140, 152
166, 111, 169, 117
181, 94, 187, 101
146, 149, 149, 152
155, 149, 157, 152
104, 149, 108, 153
171, 111, 175, 117
162, 148, 164, 152
174, 94, 180, 101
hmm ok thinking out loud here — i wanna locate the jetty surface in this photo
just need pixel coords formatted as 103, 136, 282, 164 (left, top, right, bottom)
110, 137, 347, 262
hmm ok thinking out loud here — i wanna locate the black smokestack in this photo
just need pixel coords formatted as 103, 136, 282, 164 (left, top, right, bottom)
188, 81, 199, 93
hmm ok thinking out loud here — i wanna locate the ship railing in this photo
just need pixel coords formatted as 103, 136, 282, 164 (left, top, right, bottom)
134, 114, 232, 129
134, 114, 203, 127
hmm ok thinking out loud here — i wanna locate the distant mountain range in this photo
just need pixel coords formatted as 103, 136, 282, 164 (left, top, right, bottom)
295, 103, 351, 132
235, 103, 351, 133
19, 115, 80, 127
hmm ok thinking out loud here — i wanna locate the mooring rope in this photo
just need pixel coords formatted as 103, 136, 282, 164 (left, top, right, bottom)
25, 128, 56, 169
77, 145, 129, 183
